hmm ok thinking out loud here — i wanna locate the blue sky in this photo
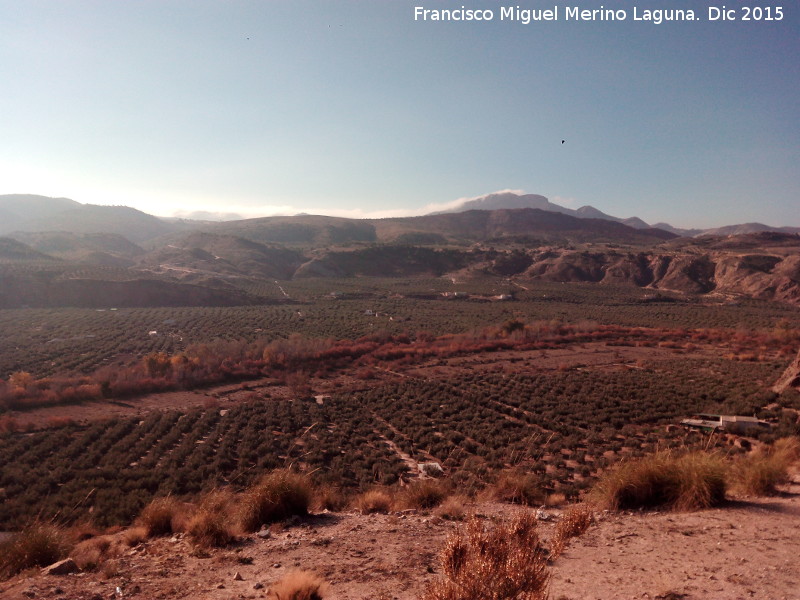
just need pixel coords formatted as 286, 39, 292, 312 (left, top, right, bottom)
1, 0, 797, 228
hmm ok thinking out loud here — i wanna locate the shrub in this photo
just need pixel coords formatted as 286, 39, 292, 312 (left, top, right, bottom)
71, 535, 112, 570
184, 489, 235, 547
237, 470, 313, 532
0, 522, 69, 579
732, 436, 800, 496
270, 570, 329, 600
489, 470, 547, 506
137, 496, 189, 537
550, 504, 593, 558
353, 488, 393, 514
423, 512, 549, 600
434, 495, 470, 521
396, 479, 449, 510
589, 451, 727, 511
312, 484, 349, 512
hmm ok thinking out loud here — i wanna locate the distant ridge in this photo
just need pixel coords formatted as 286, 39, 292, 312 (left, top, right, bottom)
427, 191, 800, 237
2, 192, 799, 240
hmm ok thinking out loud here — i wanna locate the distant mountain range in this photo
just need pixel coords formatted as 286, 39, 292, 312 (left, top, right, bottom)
436, 191, 800, 237
2, 192, 799, 310
2, 193, 799, 241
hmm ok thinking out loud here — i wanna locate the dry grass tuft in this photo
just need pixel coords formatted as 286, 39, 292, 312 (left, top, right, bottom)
0, 522, 69, 579
423, 512, 549, 600
353, 488, 394, 514
71, 535, 112, 570
589, 451, 726, 511
395, 479, 449, 510
489, 470, 547, 507
137, 496, 189, 537
434, 494, 470, 521
237, 469, 313, 532
188, 489, 236, 548
732, 436, 800, 496
120, 526, 147, 547
550, 504, 594, 558
312, 484, 349, 512
270, 569, 329, 600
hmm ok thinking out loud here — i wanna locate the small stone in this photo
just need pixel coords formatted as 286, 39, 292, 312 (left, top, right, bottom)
257, 528, 271, 539
253, 583, 264, 590
233, 572, 244, 581
217, 583, 225, 589
273, 563, 281, 568
41, 558, 78, 576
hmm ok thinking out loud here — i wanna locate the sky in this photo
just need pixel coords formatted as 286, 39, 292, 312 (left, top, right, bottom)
0, 0, 797, 228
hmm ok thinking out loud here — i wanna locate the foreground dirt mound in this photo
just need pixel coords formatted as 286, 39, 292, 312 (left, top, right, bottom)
2, 477, 799, 600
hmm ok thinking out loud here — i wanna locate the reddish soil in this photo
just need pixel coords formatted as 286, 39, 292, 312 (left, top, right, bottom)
2, 475, 798, 600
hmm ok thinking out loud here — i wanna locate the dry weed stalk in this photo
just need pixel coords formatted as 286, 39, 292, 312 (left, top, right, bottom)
423, 512, 549, 600
550, 504, 594, 558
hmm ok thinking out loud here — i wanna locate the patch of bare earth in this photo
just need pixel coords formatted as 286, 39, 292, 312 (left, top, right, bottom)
3, 477, 799, 600
549, 477, 800, 600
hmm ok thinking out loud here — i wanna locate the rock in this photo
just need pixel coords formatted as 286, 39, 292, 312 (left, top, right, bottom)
41, 558, 78, 576
535, 510, 552, 522
253, 583, 264, 590
233, 571, 244, 581
257, 528, 271, 539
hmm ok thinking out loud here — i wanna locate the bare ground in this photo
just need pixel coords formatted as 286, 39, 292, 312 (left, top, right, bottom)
2, 475, 798, 600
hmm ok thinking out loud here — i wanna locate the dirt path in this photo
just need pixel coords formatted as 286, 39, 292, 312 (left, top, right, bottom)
549, 478, 800, 600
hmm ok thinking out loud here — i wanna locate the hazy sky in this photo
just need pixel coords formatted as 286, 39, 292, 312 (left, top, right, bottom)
1, 1, 797, 228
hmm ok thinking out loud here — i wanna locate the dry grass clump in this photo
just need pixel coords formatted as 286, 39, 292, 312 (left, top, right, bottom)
590, 451, 727, 511
353, 488, 394, 514
312, 484, 349, 512
185, 489, 237, 548
550, 504, 594, 558
395, 479, 450, 510
237, 469, 313, 532
270, 569, 329, 600
489, 470, 547, 506
137, 496, 190, 537
423, 512, 549, 600
732, 436, 800, 496
0, 522, 69, 579
434, 494, 470, 521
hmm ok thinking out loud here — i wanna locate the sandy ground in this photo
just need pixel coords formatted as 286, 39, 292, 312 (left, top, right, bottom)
2, 475, 798, 600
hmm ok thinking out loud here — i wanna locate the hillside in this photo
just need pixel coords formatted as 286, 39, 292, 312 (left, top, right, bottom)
8, 231, 145, 266
138, 232, 305, 281
0, 195, 82, 234
13, 205, 178, 243
0, 237, 56, 262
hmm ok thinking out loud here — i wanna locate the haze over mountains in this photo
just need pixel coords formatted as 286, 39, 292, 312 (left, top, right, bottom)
1, 192, 799, 309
